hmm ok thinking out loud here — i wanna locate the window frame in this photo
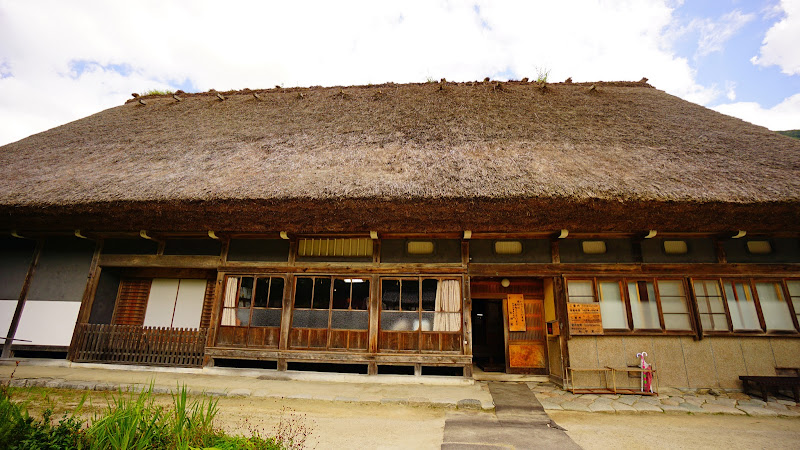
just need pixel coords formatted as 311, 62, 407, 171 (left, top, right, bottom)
690, 277, 800, 336
378, 276, 463, 353
565, 276, 695, 335
220, 274, 285, 329
289, 275, 371, 351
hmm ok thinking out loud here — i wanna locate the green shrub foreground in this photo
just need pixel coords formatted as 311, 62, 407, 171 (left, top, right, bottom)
1, 370, 304, 449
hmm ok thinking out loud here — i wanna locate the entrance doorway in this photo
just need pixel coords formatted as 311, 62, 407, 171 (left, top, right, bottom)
471, 299, 505, 372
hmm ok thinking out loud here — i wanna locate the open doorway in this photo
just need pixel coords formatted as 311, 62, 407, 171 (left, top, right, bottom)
471, 298, 506, 372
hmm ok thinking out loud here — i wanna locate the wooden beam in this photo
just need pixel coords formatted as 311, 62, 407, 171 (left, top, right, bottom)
67, 239, 104, 361
2, 239, 44, 359
468, 263, 800, 277
99, 254, 220, 268
204, 347, 472, 364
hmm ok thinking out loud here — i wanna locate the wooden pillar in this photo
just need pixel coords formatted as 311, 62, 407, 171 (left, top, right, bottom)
552, 275, 570, 382
368, 274, 380, 354
67, 239, 104, 361
2, 239, 44, 359
714, 238, 728, 264
461, 240, 473, 358
279, 273, 294, 354
203, 271, 226, 365
550, 240, 561, 264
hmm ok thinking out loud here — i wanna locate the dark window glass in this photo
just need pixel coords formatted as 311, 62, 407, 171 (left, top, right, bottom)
333, 279, 350, 309
422, 279, 437, 311
268, 278, 284, 308
254, 277, 270, 308
295, 278, 313, 308
382, 280, 400, 311
351, 280, 370, 311
238, 277, 253, 308
401, 280, 419, 311
313, 278, 331, 309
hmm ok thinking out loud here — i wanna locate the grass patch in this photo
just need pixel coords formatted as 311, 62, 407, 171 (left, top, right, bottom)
1, 364, 308, 449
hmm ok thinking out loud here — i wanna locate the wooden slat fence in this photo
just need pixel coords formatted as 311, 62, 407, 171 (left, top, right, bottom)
73, 324, 207, 367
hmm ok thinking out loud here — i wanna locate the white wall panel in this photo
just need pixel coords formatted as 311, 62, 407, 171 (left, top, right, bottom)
143, 279, 179, 327
14, 301, 80, 346
0, 300, 18, 339
172, 279, 206, 328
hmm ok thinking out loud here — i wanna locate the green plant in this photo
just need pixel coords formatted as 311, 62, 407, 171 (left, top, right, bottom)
141, 89, 174, 96
535, 66, 551, 84
0, 369, 90, 450
87, 386, 166, 450
169, 386, 218, 449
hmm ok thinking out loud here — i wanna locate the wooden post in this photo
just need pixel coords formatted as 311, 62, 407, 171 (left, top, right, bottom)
2, 239, 44, 359
278, 274, 294, 355
368, 274, 379, 355
552, 276, 570, 382
715, 238, 727, 264
204, 271, 226, 366
67, 239, 104, 361
550, 240, 561, 264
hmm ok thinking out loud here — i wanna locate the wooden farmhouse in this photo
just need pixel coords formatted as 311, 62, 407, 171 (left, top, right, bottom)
2, 79, 800, 390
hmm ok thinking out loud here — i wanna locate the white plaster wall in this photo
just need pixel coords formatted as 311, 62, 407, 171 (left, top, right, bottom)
13, 301, 80, 346
0, 300, 18, 339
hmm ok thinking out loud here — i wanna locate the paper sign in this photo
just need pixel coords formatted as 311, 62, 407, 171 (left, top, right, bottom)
508, 294, 526, 332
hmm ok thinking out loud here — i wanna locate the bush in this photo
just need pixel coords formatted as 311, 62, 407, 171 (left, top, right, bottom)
0, 391, 89, 450
1, 367, 300, 450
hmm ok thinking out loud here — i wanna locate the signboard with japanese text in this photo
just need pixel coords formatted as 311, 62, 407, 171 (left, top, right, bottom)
567, 302, 603, 335
507, 294, 526, 332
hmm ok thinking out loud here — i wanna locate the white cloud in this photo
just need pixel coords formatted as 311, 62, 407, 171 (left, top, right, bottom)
725, 81, 736, 101
695, 10, 755, 57
713, 93, 800, 130
752, 0, 800, 75
0, 0, 733, 145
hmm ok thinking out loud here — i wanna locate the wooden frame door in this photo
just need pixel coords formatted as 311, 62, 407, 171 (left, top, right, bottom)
503, 292, 547, 374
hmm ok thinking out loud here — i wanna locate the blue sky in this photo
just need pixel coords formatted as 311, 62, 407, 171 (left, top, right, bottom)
1, 0, 799, 146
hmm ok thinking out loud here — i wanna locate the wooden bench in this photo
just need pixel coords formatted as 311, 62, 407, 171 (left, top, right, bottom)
739, 375, 800, 403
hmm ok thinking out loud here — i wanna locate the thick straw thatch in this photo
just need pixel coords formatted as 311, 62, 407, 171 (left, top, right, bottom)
1, 80, 799, 233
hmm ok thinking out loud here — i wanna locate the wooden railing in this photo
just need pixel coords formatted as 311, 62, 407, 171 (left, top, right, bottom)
72, 324, 207, 367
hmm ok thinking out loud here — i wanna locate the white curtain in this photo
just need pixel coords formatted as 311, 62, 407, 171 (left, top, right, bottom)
221, 277, 238, 326
433, 280, 461, 332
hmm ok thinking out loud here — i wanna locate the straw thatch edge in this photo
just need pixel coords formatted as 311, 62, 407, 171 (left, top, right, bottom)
2, 197, 798, 233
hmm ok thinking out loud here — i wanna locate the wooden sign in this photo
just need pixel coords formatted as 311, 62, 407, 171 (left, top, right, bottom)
567, 302, 603, 335
507, 294, 526, 332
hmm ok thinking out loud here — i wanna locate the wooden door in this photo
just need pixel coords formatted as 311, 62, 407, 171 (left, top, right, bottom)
503, 293, 547, 374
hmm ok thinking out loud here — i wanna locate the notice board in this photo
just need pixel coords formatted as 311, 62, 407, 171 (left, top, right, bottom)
567, 302, 603, 335
507, 294, 526, 332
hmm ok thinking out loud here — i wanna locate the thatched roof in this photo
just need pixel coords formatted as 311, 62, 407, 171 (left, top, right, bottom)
1, 80, 799, 233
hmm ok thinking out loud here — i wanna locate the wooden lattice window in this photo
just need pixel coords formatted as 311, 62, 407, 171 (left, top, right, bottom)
289, 276, 370, 351
379, 277, 462, 353
217, 276, 285, 348
111, 279, 152, 326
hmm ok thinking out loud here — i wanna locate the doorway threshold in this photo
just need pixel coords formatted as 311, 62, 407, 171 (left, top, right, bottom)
472, 365, 549, 382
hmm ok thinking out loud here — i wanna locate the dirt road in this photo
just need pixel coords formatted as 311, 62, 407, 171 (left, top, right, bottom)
549, 411, 800, 450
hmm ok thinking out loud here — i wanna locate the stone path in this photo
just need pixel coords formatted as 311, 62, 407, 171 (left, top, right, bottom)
441, 382, 580, 449
529, 382, 800, 417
